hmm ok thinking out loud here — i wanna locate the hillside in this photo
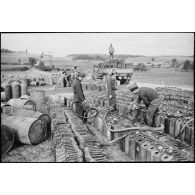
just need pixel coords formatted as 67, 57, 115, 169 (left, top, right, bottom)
1, 51, 193, 67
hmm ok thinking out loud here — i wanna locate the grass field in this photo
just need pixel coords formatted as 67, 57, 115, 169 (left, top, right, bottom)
133, 67, 193, 87
1, 64, 30, 70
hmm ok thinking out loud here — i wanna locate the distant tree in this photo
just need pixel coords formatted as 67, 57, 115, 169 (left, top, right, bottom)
152, 58, 155, 61
183, 60, 192, 70
18, 58, 21, 65
40, 52, 44, 58
1, 48, 13, 53
39, 60, 45, 67
28, 57, 37, 66
172, 59, 178, 66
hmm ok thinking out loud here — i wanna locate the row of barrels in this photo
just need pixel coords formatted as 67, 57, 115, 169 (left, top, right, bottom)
1, 81, 29, 101
1, 90, 47, 114
30, 76, 55, 86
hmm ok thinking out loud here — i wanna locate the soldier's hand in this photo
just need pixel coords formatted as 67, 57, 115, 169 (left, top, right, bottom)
109, 95, 112, 99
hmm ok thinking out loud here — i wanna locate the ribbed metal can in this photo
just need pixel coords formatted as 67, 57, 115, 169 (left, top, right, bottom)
21, 81, 28, 96
30, 90, 46, 113
11, 81, 21, 99
4, 83, 12, 101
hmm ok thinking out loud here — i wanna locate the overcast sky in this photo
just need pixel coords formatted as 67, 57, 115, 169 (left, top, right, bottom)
1, 33, 194, 57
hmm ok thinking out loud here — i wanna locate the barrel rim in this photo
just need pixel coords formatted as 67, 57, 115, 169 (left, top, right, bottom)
1, 125, 14, 156
28, 118, 46, 144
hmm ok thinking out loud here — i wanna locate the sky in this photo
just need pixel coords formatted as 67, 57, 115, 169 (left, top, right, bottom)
1, 33, 194, 57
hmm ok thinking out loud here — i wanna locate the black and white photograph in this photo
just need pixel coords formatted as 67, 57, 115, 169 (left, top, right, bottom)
1, 32, 194, 162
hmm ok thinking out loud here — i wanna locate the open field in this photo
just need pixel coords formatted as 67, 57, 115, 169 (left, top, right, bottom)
133, 67, 194, 89
1, 64, 30, 70
1, 52, 194, 89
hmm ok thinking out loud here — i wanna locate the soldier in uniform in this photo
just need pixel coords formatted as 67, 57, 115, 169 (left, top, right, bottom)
129, 83, 162, 126
72, 72, 86, 118
106, 72, 117, 110
109, 44, 115, 60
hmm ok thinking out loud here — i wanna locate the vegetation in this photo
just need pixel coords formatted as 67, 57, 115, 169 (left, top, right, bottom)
172, 58, 179, 67
134, 63, 148, 71
35, 61, 52, 71
1, 48, 13, 53
2, 67, 29, 71
182, 60, 193, 71
67, 54, 145, 61
1, 62, 19, 65
28, 57, 37, 66
39, 60, 45, 67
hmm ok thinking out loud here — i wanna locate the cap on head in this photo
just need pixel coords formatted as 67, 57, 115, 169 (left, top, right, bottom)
128, 83, 138, 92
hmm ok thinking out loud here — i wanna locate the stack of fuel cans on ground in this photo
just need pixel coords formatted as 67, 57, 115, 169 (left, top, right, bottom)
124, 129, 194, 162
105, 110, 194, 161
116, 90, 134, 117
156, 87, 194, 147
64, 105, 111, 162
82, 80, 106, 92
49, 106, 83, 162
49, 102, 111, 162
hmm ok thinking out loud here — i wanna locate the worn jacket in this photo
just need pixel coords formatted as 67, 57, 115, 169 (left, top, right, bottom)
106, 76, 117, 97
72, 78, 85, 102
137, 87, 158, 107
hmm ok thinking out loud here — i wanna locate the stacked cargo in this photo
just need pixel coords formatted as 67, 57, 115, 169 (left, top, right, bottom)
49, 106, 83, 162
64, 106, 111, 162
155, 87, 194, 147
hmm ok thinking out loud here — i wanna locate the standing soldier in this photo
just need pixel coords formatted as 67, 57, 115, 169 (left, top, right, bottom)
128, 83, 162, 127
72, 72, 86, 118
72, 66, 78, 80
106, 72, 117, 110
109, 44, 115, 60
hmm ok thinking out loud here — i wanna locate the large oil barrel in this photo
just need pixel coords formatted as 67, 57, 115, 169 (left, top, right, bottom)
11, 81, 21, 99
30, 90, 46, 113
12, 109, 51, 138
8, 98, 35, 111
1, 115, 46, 145
3, 83, 12, 100
21, 81, 28, 96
